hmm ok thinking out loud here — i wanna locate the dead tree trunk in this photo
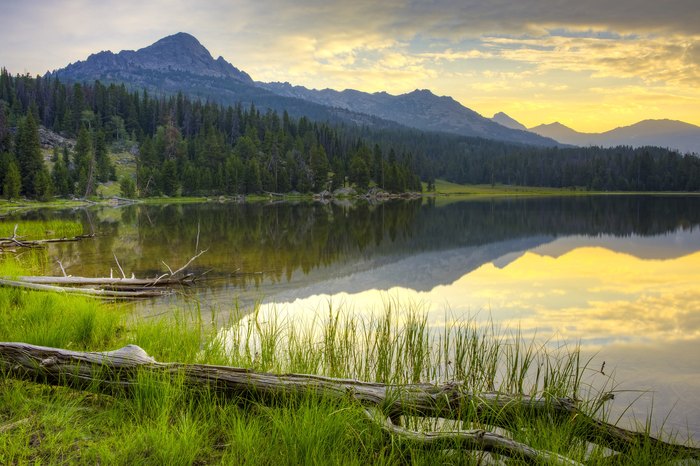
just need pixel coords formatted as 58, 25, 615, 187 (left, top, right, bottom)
0, 342, 697, 462
0, 279, 171, 298
16, 275, 194, 287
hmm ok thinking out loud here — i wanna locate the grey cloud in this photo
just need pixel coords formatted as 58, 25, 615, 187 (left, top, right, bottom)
250, 0, 700, 39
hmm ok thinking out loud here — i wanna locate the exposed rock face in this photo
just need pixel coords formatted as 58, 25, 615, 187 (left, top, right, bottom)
57, 32, 252, 83
8, 126, 74, 150
38, 127, 74, 149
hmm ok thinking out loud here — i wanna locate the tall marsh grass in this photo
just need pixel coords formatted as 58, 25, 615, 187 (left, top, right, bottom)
0, 219, 84, 240
0, 257, 693, 464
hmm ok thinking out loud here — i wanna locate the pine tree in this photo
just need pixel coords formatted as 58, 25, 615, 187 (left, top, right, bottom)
51, 153, 72, 197
349, 155, 370, 190
245, 158, 262, 193
309, 144, 330, 192
94, 130, 112, 182
160, 159, 179, 196
119, 176, 136, 198
74, 127, 95, 197
15, 112, 44, 197
0, 102, 11, 154
33, 168, 53, 201
3, 159, 21, 199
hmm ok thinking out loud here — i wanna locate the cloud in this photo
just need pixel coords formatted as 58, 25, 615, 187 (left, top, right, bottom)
2, 0, 699, 130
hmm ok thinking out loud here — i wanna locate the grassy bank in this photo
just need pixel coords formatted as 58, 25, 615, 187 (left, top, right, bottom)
426, 179, 700, 198
425, 179, 589, 197
0, 255, 694, 464
0, 219, 84, 240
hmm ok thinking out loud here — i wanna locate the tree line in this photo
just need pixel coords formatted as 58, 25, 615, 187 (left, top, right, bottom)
0, 70, 421, 199
1, 68, 699, 197
353, 123, 700, 192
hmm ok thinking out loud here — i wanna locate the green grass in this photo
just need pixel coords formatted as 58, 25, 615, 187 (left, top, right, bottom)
0, 219, 84, 240
425, 179, 587, 196
0, 256, 694, 464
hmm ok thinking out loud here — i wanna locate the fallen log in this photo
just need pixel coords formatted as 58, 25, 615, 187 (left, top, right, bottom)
0, 342, 697, 461
364, 407, 583, 465
0, 279, 171, 299
16, 275, 195, 287
0, 224, 95, 252
0, 248, 205, 299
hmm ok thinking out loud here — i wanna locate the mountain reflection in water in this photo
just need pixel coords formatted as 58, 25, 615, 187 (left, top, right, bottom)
13, 195, 700, 441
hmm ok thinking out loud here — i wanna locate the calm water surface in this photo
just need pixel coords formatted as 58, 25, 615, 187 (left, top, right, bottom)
14, 195, 700, 441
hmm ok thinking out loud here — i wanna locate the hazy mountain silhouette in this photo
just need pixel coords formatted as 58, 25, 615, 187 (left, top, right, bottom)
491, 112, 528, 131
530, 119, 700, 154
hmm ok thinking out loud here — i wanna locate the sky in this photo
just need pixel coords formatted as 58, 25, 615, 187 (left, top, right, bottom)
1, 0, 699, 132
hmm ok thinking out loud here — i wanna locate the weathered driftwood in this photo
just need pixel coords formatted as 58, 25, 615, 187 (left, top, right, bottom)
364, 407, 583, 466
0, 248, 205, 299
0, 225, 95, 252
0, 279, 171, 299
16, 275, 195, 287
0, 342, 698, 461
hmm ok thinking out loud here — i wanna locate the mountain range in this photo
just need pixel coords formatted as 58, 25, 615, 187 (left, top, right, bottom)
52, 32, 557, 147
52, 32, 699, 154
492, 113, 700, 155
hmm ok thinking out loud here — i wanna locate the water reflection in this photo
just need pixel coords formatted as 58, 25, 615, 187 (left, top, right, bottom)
259, 244, 700, 344
9, 195, 700, 439
251, 240, 700, 440
14, 195, 700, 299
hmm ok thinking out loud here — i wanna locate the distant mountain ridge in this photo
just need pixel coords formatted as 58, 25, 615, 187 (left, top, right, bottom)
260, 82, 559, 146
52, 32, 559, 147
492, 112, 700, 154
53, 32, 699, 153
530, 119, 700, 154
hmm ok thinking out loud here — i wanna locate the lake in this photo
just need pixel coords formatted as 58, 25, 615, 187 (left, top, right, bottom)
15, 195, 700, 441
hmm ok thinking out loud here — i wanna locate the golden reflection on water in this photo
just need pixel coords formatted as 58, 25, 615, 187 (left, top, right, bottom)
262, 247, 700, 349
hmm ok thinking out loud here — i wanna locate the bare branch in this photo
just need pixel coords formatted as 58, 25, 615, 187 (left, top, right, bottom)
169, 248, 208, 277
161, 261, 174, 276
113, 253, 126, 279
56, 260, 68, 278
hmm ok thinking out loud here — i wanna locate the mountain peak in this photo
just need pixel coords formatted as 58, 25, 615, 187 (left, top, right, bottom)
144, 32, 210, 58
491, 112, 527, 131
54, 32, 252, 83
155, 32, 200, 45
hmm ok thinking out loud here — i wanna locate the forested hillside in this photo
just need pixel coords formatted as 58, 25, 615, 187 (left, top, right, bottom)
1, 69, 699, 198
0, 70, 421, 199
358, 127, 700, 191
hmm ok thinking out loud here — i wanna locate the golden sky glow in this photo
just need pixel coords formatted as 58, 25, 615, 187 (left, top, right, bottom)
254, 247, 700, 350
1, 0, 699, 132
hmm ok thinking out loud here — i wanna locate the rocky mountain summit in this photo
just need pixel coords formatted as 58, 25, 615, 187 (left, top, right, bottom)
57, 32, 252, 83
52, 32, 561, 147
